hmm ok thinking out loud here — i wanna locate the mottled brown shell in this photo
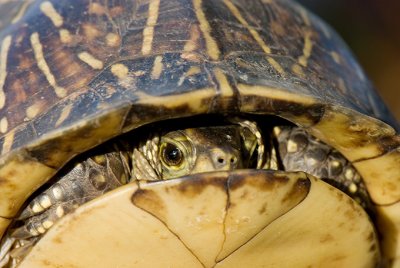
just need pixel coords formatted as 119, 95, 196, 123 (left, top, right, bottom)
0, 0, 399, 265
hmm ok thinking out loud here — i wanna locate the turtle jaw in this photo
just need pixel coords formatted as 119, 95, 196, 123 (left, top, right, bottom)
17, 169, 380, 267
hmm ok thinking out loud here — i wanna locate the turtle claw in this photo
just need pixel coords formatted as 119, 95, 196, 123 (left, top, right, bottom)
9, 240, 35, 260
11, 201, 82, 242
17, 183, 66, 221
10, 227, 35, 240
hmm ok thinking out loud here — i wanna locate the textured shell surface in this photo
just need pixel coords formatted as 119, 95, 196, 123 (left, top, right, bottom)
0, 0, 397, 155
0, 0, 399, 266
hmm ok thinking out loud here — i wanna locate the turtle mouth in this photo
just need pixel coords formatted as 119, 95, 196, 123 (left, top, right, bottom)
0, 115, 375, 266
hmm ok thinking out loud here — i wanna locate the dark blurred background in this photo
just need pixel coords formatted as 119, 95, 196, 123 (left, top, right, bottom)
297, 0, 400, 121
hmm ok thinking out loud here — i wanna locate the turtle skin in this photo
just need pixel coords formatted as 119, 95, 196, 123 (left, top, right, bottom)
0, 0, 398, 266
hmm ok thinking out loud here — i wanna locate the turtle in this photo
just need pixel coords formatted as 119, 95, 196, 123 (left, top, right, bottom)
0, 0, 398, 267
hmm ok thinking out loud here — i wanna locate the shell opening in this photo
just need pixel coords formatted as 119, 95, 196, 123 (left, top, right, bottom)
0, 114, 375, 267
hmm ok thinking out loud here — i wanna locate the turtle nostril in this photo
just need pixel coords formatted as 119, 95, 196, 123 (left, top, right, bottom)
216, 156, 237, 166
213, 151, 238, 170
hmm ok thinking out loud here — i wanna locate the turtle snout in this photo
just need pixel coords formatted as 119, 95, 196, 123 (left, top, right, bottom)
212, 149, 240, 170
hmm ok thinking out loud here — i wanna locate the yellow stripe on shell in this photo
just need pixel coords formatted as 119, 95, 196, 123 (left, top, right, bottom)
135, 88, 215, 111
55, 103, 74, 127
223, 0, 271, 54
213, 68, 234, 97
2, 129, 14, 154
178, 66, 202, 86
30, 32, 67, 98
59, 29, 72, 44
192, 0, 220, 60
26, 100, 46, 119
88, 3, 106, 15
330, 51, 341, 64
183, 24, 200, 53
185, 66, 201, 76
151, 56, 163, 79
78, 52, 104, 70
111, 63, 129, 80
40, 1, 63, 27
298, 31, 313, 67
267, 57, 285, 76
0, 116, 7, 133
223, 0, 285, 76
238, 83, 318, 126
237, 84, 316, 105
142, 0, 160, 55
105, 33, 121, 47
291, 63, 305, 78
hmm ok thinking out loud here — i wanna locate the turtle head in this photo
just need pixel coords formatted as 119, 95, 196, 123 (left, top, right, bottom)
132, 124, 260, 181
160, 126, 251, 179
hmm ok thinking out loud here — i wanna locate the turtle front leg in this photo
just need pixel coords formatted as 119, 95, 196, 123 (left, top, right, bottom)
273, 126, 373, 213
5, 144, 131, 260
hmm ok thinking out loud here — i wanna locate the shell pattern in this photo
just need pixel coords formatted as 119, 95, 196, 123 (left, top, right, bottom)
0, 0, 399, 266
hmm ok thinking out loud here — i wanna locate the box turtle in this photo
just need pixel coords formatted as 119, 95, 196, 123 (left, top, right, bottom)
0, 0, 399, 267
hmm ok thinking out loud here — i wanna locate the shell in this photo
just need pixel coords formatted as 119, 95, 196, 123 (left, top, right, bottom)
0, 0, 398, 265
19, 170, 379, 267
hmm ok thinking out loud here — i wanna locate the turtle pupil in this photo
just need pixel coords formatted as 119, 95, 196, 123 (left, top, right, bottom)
163, 143, 183, 166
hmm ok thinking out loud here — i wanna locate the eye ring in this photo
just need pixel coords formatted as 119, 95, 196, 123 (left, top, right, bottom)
161, 142, 183, 167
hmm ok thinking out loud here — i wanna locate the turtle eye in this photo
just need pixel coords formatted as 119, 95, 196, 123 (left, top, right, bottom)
161, 143, 183, 167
